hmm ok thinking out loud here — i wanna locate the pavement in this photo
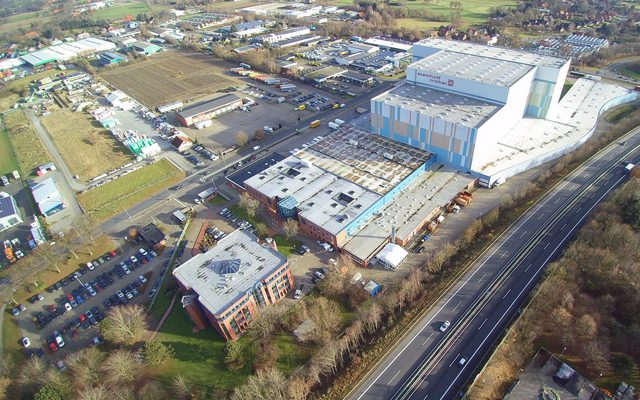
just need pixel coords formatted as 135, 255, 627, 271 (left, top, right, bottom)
347, 124, 640, 400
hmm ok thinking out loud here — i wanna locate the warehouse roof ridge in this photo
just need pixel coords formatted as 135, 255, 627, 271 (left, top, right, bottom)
177, 93, 242, 119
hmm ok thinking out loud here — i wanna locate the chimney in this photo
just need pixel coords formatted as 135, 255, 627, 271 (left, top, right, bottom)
391, 224, 396, 243
264, 237, 278, 252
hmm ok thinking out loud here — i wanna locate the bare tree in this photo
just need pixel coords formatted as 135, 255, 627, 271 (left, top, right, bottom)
361, 301, 383, 333
249, 304, 286, 346
18, 357, 47, 391
235, 131, 249, 147
230, 368, 288, 400
66, 347, 105, 390
137, 380, 169, 400
575, 314, 598, 339
75, 215, 98, 247
100, 305, 149, 346
282, 219, 299, 239
102, 350, 140, 385
77, 385, 110, 400
239, 192, 260, 219
308, 297, 342, 343
255, 129, 266, 141
171, 374, 197, 400
428, 242, 456, 273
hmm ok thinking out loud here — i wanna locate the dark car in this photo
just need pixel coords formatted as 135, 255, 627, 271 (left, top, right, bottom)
103, 298, 112, 309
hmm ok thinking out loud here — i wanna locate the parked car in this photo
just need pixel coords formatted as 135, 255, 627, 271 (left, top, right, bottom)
53, 331, 65, 348
294, 285, 304, 300
21, 337, 30, 348
138, 275, 148, 284
313, 269, 325, 279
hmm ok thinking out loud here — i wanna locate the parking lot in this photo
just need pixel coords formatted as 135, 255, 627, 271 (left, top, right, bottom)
0, 180, 37, 268
11, 242, 169, 361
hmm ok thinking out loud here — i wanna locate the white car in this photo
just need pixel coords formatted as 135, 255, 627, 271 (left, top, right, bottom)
252, 145, 261, 151
294, 289, 303, 299
138, 275, 147, 284
139, 248, 148, 256
21, 337, 30, 348
54, 331, 65, 348
439, 321, 450, 332
130, 256, 138, 264
64, 303, 72, 312
86, 262, 95, 271
123, 265, 131, 274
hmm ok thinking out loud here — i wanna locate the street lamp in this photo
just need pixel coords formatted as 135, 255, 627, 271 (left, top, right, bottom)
560, 346, 567, 356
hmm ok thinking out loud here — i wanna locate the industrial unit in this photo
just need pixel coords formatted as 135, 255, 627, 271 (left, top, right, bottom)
0, 193, 22, 232
176, 94, 243, 127
243, 126, 473, 266
99, 51, 126, 66
21, 37, 116, 67
371, 38, 637, 186
30, 177, 65, 217
173, 230, 293, 340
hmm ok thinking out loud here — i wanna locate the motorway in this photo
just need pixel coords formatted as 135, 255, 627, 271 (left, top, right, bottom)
348, 125, 640, 400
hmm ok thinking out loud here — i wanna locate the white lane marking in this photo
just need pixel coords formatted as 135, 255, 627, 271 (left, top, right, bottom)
561, 223, 567, 230
537, 214, 544, 220
544, 242, 550, 250
502, 289, 512, 299
387, 370, 401, 385
440, 173, 628, 400
422, 333, 434, 346
354, 152, 627, 399
449, 353, 461, 368
477, 318, 488, 331
554, 197, 560, 204
524, 264, 532, 272
452, 301, 462, 312
519, 231, 527, 238
500, 251, 507, 259
423, 395, 429, 400
477, 273, 487, 285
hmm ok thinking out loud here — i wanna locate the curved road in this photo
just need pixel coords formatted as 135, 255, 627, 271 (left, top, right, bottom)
348, 125, 640, 400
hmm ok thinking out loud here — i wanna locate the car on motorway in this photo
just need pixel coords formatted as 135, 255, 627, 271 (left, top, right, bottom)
458, 357, 466, 367
439, 320, 451, 332
21, 337, 30, 348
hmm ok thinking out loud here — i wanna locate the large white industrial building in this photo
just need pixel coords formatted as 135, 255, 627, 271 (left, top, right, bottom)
371, 38, 637, 186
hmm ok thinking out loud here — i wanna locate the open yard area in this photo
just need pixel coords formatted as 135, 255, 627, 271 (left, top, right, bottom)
2, 111, 52, 177
41, 110, 133, 180
78, 158, 185, 222
91, 1, 150, 20
0, 69, 62, 111
99, 51, 239, 109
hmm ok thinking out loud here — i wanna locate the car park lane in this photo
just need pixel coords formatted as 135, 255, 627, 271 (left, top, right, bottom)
13, 245, 166, 358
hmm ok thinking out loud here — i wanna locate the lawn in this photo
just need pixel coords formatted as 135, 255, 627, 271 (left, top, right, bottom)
91, 1, 150, 20
0, 127, 19, 177
228, 205, 299, 257
0, 11, 54, 35
2, 317, 22, 379
155, 300, 254, 392
606, 104, 638, 124
0, 235, 116, 303
620, 62, 640, 80
78, 158, 186, 222
207, 194, 228, 207
2, 111, 52, 177
41, 110, 133, 180
560, 82, 574, 99
395, 17, 443, 30
274, 332, 315, 373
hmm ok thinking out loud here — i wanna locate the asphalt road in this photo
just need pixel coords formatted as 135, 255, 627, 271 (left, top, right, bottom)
348, 126, 640, 400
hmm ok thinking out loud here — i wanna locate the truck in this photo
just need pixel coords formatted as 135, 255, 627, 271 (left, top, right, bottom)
625, 163, 635, 173
356, 107, 367, 114
328, 122, 340, 130
455, 197, 469, 207
310, 120, 321, 128
197, 187, 216, 201
334, 118, 345, 126
172, 210, 188, 224
427, 220, 439, 232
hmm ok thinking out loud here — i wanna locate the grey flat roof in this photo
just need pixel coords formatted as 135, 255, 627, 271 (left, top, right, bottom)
411, 50, 534, 87
343, 165, 474, 261
374, 83, 501, 128
172, 229, 287, 316
177, 94, 242, 119
415, 38, 567, 68
227, 152, 287, 188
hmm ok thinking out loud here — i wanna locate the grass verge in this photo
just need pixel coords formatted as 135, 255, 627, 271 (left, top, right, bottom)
78, 158, 186, 222
606, 104, 638, 124
2, 317, 22, 379
92, 1, 150, 20
41, 110, 133, 180
207, 194, 228, 207
2, 111, 52, 177
620, 62, 640, 80
561, 82, 574, 99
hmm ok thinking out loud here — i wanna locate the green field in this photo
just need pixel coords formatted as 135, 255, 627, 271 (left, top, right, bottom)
0, 127, 19, 177
620, 62, 640, 80
0, 11, 54, 34
91, 1, 151, 20
606, 104, 638, 124
2, 111, 52, 177
328, 0, 517, 28
78, 158, 186, 222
